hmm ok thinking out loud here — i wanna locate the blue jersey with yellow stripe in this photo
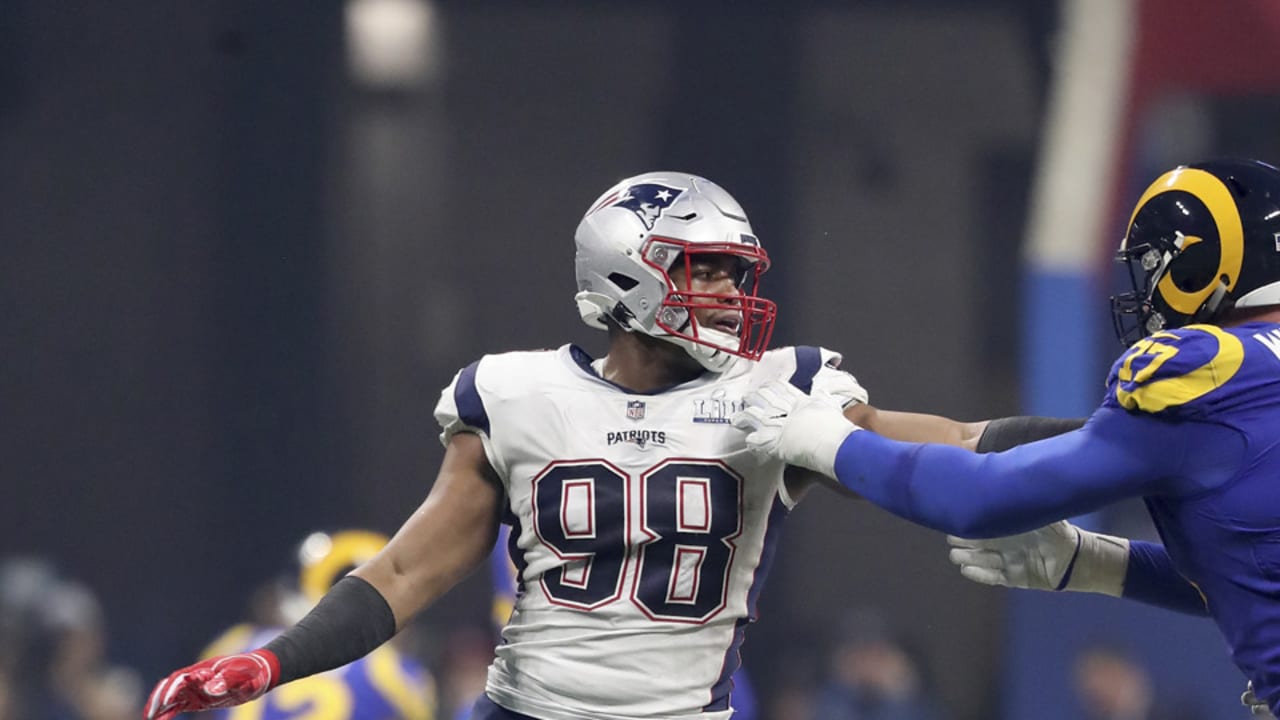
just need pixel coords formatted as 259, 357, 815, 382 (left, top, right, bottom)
1104, 323, 1280, 690
1105, 323, 1274, 418
824, 321, 1280, 712
200, 625, 435, 720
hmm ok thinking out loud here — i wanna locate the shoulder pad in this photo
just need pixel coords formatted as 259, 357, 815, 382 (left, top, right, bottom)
435, 359, 489, 440
758, 345, 867, 405
1108, 325, 1244, 413
434, 348, 567, 446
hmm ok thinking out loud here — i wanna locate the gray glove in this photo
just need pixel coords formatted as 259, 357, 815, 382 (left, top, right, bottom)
947, 520, 1129, 596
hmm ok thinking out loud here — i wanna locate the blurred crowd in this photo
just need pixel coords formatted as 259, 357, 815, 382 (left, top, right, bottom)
0, 555, 1209, 720
763, 609, 946, 720
0, 559, 140, 720
753, 607, 1207, 720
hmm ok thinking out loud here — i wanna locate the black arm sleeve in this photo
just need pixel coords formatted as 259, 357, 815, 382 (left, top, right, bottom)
975, 416, 1087, 453
263, 575, 397, 684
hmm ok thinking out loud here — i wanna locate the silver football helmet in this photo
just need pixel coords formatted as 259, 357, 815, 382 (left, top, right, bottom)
574, 171, 777, 372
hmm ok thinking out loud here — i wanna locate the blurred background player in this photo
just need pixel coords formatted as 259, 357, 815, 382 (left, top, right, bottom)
196, 530, 435, 720
1071, 644, 1202, 720
0, 557, 140, 720
808, 609, 944, 720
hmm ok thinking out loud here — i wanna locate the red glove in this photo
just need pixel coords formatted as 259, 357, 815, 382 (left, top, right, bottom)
143, 649, 280, 720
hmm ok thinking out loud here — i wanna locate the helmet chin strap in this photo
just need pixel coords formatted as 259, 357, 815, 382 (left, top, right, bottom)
670, 326, 742, 373
574, 290, 617, 329
626, 310, 742, 372
578, 292, 745, 372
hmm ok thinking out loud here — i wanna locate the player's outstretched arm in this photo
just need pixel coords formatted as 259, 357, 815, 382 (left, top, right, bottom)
845, 403, 988, 449
732, 380, 1195, 538
143, 432, 502, 720
849, 403, 1086, 455
762, 391, 1087, 501
874, 410, 1208, 614
785, 404, 992, 502
739, 382, 1216, 616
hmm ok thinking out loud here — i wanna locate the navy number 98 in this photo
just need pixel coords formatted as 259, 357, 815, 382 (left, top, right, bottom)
531, 459, 742, 623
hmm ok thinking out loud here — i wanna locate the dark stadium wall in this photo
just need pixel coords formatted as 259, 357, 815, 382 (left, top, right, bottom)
759, 9, 1040, 719
0, 0, 350, 682
2, 3, 1047, 719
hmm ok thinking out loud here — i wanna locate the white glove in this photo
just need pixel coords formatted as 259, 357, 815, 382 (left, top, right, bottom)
947, 520, 1129, 596
731, 380, 859, 477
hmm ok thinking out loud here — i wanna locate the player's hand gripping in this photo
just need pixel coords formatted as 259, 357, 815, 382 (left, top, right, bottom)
143, 649, 279, 720
948, 521, 1128, 595
731, 380, 859, 477
948, 521, 1081, 591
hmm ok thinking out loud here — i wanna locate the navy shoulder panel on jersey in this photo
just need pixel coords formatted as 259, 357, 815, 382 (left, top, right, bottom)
1104, 324, 1245, 415
454, 360, 490, 434
788, 345, 823, 392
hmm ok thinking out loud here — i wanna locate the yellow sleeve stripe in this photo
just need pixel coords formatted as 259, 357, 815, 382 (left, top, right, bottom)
491, 596, 515, 628
366, 646, 435, 720
1115, 325, 1244, 412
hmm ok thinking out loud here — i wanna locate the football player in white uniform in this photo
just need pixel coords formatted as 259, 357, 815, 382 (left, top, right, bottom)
144, 172, 1046, 720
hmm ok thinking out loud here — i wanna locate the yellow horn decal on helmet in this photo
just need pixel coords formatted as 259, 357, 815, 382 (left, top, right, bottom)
300, 530, 389, 604
1128, 168, 1244, 316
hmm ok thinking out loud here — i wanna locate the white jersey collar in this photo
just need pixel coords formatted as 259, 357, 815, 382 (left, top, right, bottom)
563, 344, 728, 396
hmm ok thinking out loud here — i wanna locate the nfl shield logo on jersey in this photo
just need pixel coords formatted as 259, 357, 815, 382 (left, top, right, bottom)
626, 400, 646, 421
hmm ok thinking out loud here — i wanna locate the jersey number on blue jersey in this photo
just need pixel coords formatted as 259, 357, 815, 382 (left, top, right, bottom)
531, 459, 743, 623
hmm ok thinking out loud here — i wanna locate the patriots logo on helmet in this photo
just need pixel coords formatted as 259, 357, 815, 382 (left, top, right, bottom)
611, 183, 684, 229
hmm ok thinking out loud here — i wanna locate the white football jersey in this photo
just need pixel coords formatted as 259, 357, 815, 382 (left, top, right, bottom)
435, 344, 866, 720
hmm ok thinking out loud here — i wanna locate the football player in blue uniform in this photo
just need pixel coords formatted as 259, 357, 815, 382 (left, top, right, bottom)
194, 530, 435, 720
733, 159, 1280, 717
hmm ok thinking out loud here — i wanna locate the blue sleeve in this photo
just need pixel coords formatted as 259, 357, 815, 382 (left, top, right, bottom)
1124, 540, 1209, 616
831, 406, 1232, 538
